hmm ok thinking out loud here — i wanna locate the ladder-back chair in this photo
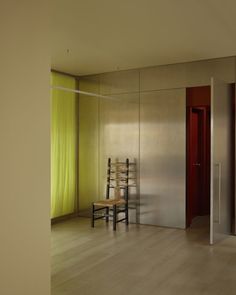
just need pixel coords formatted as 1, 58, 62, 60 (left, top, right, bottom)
91, 158, 129, 231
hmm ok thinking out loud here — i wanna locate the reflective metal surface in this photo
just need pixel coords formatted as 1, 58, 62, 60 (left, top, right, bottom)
140, 57, 235, 91
100, 70, 139, 95
140, 89, 186, 228
210, 78, 232, 244
99, 93, 140, 223
78, 77, 100, 212
78, 58, 235, 226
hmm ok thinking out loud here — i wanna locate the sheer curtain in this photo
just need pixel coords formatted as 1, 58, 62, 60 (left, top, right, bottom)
51, 72, 77, 218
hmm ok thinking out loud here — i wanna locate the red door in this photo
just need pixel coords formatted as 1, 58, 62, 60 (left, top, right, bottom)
187, 106, 210, 227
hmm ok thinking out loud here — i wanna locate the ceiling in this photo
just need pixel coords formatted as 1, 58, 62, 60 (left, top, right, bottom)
51, 0, 236, 76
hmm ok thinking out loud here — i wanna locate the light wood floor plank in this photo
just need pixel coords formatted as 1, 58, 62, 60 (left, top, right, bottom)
51, 217, 236, 295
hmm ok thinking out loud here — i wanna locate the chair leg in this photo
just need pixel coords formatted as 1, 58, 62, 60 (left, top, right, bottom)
113, 205, 117, 231
106, 206, 109, 222
91, 204, 95, 228
125, 202, 129, 226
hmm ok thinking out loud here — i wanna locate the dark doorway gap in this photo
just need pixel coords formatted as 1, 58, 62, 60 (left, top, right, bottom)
186, 86, 211, 228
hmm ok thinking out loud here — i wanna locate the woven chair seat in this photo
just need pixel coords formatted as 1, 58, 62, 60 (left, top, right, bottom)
93, 198, 126, 207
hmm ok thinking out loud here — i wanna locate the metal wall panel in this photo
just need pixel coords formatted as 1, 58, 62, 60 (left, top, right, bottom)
140, 57, 235, 91
210, 78, 232, 244
99, 93, 140, 223
140, 89, 186, 228
78, 78, 100, 212
99, 70, 139, 95
79, 57, 235, 227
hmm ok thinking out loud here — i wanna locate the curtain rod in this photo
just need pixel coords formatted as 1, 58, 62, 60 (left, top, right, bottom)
51, 85, 118, 101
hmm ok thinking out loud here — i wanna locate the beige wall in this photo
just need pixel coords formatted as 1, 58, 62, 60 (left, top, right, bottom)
0, 2, 50, 295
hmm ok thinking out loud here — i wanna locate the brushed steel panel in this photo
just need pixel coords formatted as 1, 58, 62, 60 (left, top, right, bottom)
99, 93, 140, 223
185, 58, 235, 87
78, 92, 99, 212
79, 75, 100, 94
140, 89, 186, 228
210, 78, 232, 244
100, 70, 139, 95
140, 57, 235, 91
78, 77, 100, 214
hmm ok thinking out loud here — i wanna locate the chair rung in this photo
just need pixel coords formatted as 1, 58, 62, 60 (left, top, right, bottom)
94, 216, 105, 220
94, 207, 107, 212
94, 213, 108, 218
117, 209, 125, 214
110, 178, 135, 181
116, 218, 127, 223
109, 185, 127, 188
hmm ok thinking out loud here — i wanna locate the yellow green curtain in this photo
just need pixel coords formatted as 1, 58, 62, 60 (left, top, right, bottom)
51, 72, 77, 218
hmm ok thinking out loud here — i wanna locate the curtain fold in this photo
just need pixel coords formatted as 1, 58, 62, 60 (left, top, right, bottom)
51, 72, 77, 218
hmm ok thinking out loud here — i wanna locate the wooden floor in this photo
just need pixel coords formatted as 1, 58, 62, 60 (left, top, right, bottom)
51, 217, 236, 295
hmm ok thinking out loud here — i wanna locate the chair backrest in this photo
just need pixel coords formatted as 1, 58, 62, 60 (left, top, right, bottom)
106, 158, 129, 201
106, 158, 111, 199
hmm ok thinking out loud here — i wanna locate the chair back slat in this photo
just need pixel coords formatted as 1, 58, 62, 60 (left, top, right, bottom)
107, 158, 130, 201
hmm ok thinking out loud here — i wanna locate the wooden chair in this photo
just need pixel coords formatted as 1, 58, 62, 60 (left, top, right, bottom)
91, 158, 129, 231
